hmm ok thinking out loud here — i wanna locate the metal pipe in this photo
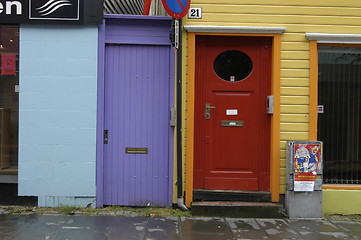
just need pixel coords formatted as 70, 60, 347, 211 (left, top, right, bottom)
176, 18, 188, 211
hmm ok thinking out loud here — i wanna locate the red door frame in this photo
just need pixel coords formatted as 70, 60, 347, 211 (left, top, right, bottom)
185, 33, 282, 207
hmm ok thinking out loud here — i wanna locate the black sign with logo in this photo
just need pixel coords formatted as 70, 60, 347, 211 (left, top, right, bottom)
0, 0, 103, 24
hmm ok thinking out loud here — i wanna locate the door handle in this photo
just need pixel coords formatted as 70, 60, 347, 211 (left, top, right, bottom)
205, 103, 216, 119
267, 95, 274, 114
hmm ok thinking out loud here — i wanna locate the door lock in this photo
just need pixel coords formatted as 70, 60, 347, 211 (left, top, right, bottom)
204, 103, 216, 119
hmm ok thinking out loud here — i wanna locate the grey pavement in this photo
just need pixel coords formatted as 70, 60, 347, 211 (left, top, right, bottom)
0, 213, 360, 240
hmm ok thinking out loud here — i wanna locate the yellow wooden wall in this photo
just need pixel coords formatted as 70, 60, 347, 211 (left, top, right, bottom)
182, 0, 361, 194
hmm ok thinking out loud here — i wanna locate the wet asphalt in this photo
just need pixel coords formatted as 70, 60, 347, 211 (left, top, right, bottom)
0, 213, 360, 240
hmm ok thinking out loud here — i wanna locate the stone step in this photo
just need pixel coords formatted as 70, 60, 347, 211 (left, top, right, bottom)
193, 189, 271, 202
191, 201, 285, 218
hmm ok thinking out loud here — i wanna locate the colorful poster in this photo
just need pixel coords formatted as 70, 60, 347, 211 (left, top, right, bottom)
1, 54, 17, 75
293, 143, 321, 191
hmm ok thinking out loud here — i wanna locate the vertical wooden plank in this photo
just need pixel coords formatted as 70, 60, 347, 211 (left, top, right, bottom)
271, 34, 281, 203
185, 33, 196, 207
309, 40, 318, 141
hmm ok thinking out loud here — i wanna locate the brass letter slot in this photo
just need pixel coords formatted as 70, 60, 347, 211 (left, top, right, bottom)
221, 120, 244, 127
125, 147, 148, 154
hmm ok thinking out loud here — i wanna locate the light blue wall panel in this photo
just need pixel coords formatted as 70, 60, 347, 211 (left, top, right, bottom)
18, 25, 98, 207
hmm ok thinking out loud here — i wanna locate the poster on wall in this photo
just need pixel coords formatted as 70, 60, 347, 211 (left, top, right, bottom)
1, 54, 17, 75
293, 143, 322, 191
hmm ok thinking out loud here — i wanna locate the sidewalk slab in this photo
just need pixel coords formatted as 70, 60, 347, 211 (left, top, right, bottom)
256, 219, 303, 240
179, 217, 233, 240
0, 213, 360, 240
226, 218, 268, 239
287, 219, 353, 240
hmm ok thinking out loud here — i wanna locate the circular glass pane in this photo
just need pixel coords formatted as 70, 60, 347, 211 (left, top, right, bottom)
213, 50, 253, 82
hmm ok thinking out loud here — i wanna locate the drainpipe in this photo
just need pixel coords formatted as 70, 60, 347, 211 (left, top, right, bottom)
176, 18, 188, 211
142, 0, 151, 15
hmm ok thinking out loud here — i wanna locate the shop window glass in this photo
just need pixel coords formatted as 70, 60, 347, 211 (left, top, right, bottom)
318, 46, 361, 184
0, 25, 19, 174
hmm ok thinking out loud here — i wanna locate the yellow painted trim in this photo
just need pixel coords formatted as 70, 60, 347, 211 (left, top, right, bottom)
309, 40, 318, 141
323, 185, 361, 190
271, 34, 281, 203
185, 32, 282, 206
185, 33, 196, 207
192, 32, 279, 37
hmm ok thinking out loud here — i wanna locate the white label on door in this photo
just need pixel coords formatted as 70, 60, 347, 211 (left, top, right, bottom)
226, 109, 238, 115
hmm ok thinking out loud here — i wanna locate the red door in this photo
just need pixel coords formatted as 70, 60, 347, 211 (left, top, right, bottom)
194, 36, 272, 191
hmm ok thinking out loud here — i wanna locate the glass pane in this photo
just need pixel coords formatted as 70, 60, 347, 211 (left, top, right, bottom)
0, 25, 19, 173
318, 46, 361, 184
213, 50, 253, 82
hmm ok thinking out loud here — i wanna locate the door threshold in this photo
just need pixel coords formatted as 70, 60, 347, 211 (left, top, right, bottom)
193, 189, 271, 202
194, 189, 270, 194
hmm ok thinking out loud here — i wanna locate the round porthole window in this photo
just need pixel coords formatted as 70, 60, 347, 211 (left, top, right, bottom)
213, 50, 253, 82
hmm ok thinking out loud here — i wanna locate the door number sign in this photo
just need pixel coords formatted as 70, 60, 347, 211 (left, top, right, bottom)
188, 7, 202, 19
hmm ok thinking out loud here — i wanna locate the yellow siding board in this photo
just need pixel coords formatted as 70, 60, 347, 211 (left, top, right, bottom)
280, 151, 286, 164
280, 25, 361, 34
281, 51, 310, 60
281, 105, 309, 114
281, 123, 309, 132
281, 114, 309, 123
280, 173, 286, 180
281, 78, 309, 87
281, 60, 309, 69
280, 168, 286, 177
280, 180, 286, 193
282, 34, 308, 42
194, 13, 361, 26
186, 21, 361, 35
281, 87, 309, 96
281, 132, 309, 140
281, 96, 309, 105
280, 141, 287, 150
282, 43, 309, 51
281, 69, 309, 78
190, 5, 361, 18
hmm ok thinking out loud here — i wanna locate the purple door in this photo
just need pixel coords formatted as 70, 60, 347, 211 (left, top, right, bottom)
103, 44, 171, 206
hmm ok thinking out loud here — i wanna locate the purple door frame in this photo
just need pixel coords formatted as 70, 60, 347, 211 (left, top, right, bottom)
96, 15, 174, 207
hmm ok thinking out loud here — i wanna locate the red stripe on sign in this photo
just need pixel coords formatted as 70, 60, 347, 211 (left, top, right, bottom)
176, 0, 186, 10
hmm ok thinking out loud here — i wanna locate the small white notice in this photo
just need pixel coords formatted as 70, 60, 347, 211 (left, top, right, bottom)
294, 181, 315, 192
226, 109, 238, 116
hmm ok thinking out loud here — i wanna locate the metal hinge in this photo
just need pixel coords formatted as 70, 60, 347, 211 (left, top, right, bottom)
170, 108, 176, 126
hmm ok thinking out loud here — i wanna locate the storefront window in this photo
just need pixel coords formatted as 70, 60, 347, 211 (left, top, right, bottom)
0, 25, 19, 174
318, 46, 361, 184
